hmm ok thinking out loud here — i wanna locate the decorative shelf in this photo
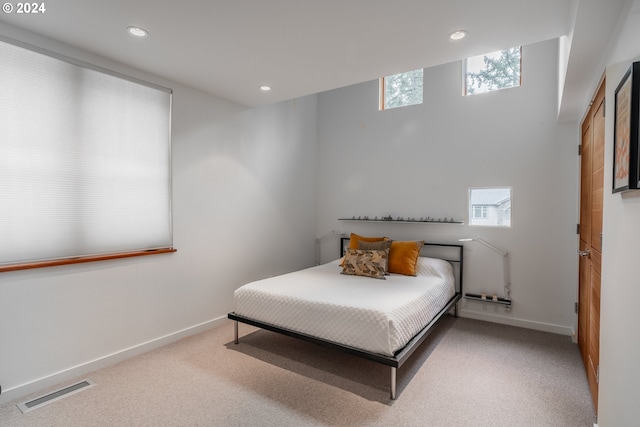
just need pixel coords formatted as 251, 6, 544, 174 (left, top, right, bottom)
464, 293, 512, 306
339, 217, 464, 225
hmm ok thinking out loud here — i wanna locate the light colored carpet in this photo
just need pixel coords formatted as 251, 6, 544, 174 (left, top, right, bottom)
0, 317, 596, 426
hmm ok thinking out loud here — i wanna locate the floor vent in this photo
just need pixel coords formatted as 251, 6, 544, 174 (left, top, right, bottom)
17, 379, 95, 414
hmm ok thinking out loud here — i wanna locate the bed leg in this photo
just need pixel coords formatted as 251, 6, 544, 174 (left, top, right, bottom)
390, 367, 397, 400
234, 320, 239, 344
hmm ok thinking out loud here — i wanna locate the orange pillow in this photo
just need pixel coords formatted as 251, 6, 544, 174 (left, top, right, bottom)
388, 240, 424, 276
348, 233, 388, 249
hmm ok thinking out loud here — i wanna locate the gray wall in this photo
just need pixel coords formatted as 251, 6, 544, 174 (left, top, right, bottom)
8, 17, 634, 419
315, 39, 579, 335
0, 24, 319, 403
598, 0, 640, 423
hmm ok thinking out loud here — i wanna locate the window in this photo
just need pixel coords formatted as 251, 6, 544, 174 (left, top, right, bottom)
472, 206, 488, 219
379, 68, 423, 110
465, 46, 521, 95
469, 188, 511, 227
0, 37, 173, 270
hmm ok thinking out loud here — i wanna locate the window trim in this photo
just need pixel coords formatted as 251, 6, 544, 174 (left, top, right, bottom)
379, 77, 386, 111
0, 248, 177, 273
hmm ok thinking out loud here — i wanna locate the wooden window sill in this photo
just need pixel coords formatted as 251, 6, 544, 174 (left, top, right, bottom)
0, 248, 177, 273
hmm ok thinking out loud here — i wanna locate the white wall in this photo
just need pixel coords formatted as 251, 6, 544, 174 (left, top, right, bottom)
0, 24, 318, 404
316, 39, 579, 335
596, 0, 640, 424
8, 13, 637, 418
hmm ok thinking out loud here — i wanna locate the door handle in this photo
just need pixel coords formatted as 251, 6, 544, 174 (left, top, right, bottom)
578, 249, 590, 258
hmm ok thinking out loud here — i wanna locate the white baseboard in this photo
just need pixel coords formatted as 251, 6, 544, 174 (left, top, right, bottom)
1, 311, 574, 405
460, 309, 574, 336
0, 316, 230, 405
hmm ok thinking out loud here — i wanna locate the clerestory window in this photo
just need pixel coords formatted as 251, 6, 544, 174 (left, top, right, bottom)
379, 68, 423, 110
464, 47, 521, 95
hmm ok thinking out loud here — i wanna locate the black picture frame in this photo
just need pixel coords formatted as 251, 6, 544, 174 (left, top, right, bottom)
613, 62, 640, 193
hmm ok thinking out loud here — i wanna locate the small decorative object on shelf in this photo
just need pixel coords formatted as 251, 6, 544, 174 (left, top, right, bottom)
339, 216, 463, 224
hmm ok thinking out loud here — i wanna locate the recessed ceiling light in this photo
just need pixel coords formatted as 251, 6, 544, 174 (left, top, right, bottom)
127, 26, 149, 37
259, 85, 272, 92
449, 30, 468, 41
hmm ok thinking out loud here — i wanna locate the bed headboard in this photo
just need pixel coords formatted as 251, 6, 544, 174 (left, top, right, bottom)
340, 237, 463, 296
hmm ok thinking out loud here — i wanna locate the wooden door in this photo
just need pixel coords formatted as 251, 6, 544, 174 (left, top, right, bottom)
578, 79, 604, 411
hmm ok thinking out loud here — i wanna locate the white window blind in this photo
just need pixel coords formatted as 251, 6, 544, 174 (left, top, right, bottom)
0, 37, 173, 267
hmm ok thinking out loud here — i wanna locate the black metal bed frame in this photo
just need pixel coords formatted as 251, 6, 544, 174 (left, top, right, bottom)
228, 237, 463, 399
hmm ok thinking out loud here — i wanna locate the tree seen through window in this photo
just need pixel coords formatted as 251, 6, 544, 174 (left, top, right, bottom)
380, 68, 423, 110
466, 47, 521, 95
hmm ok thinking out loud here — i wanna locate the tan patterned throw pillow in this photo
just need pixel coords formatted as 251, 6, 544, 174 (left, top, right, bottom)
341, 248, 388, 280
358, 239, 393, 274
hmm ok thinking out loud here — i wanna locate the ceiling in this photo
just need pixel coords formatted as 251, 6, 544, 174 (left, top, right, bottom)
0, 0, 628, 119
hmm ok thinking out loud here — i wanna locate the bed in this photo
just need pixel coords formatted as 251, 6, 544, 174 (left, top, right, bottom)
228, 236, 463, 399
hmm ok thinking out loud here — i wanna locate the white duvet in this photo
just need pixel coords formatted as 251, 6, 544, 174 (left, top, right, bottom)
233, 257, 455, 356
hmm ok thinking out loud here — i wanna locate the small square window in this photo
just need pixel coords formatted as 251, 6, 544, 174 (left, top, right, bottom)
464, 47, 521, 95
469, 188, 511, 227
379, 68, 423, 110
